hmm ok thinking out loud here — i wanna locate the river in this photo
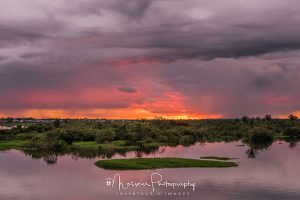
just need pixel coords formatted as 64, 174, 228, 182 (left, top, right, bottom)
0, 141, 299, 200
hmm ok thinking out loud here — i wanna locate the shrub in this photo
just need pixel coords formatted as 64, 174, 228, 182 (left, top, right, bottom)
95, 129, 115, 144
26, 132, 67, 151
284, 127, 300, 138
179, 135, 196, 146
158, 135, 168, 143
247, 127, 273, 149
288, 114, 298, 121
248, 127, 273, 142
58, 130, 74, 145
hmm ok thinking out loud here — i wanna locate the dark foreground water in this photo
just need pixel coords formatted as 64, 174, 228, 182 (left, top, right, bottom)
1, 141, 300, 200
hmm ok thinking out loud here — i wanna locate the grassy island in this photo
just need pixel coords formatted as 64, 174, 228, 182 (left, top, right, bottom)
95, 157, 239, 170
200, 156, 234, 160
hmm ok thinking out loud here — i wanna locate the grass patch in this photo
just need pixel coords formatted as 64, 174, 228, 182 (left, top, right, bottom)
143, 142, 164, 148
72, 141, 100, 149
200, 156, 233, 161
72, 141, 139, 151
111, 140, 128, 146
0, 140, 27, 150
95, 157, 239, 170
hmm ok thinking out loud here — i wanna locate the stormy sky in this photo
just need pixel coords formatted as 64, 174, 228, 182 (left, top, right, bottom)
1, 0, 300, 119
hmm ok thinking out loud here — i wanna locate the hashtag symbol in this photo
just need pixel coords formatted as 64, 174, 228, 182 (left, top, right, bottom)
106, 180, 112, 186
105, 178, 115, 187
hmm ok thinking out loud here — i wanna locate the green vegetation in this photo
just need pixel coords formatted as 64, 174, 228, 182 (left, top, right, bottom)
1, 115, 300, 160
284, 127, 300, 138
72, 141, 139, 151
96, 129, 115, 144
200, 156, 233, 160
95, 157, 239, 170
0, 140, 27, 150
244, 127, 274, 150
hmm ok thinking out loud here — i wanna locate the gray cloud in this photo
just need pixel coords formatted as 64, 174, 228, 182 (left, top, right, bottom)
118, 86, 137, 93
0, 25, 49, 48
158, 55, 300, 117
2, 0, 300, 62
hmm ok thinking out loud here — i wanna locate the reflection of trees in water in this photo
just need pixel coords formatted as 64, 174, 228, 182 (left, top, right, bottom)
244, 141, 272, 159
158, 146, 166, 154
289, 142, 297, 149
135, 146, 160, 158
20, 144, 160, 165
249, 140, 273, 150
135, 150, 142, 158
198, 142, 206, 147
22, 149, 63, 165
20, 138, 299, 163
245, 138, 299, 158
70, 147, 128, 159
244, 136, 300, 159
43, 155, 58, 165
243, 129, 273, 159
246, 148, 258, 159
283, 137, 300, 149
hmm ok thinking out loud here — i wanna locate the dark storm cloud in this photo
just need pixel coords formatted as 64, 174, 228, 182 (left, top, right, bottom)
2, 0, 300, 62
0, 55, 7, 62
118, 86, 137, 93
0, 25, 50, 47
158, 57, 300, 117
86, 0, 153, 19
56, 4, 300, 66
1, 0, 300, 117
66, 0, 154, 19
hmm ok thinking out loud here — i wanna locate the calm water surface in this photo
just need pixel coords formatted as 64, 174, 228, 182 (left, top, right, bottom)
1, 141, 300, 200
